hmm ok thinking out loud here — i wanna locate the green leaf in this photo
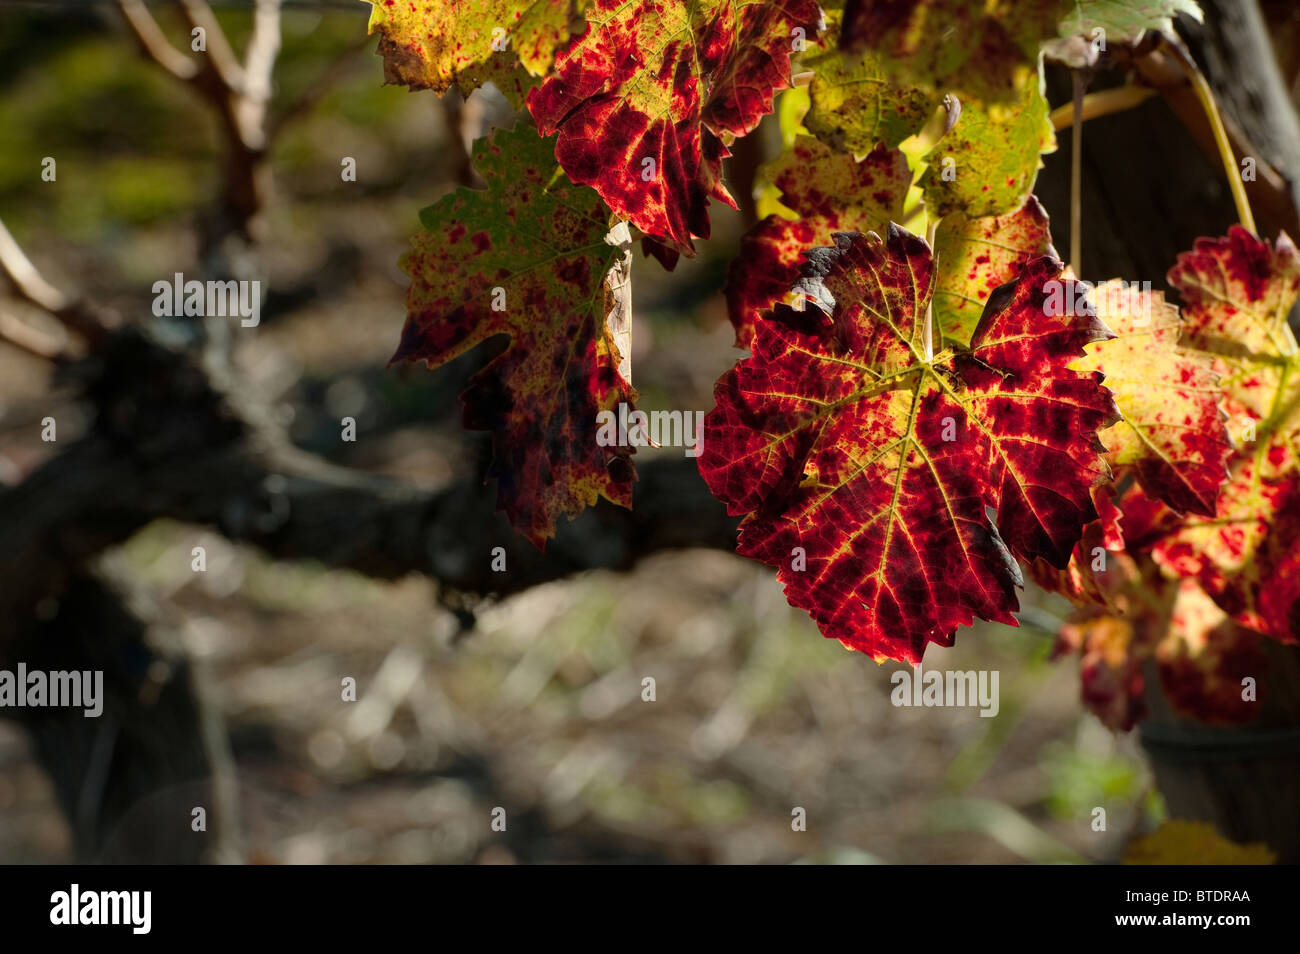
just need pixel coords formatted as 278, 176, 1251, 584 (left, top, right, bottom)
390, 123, 636, 548
1058, 0, 1201, 43
919, 73, 1056, 218
364, 0, 588, 102
840, 0, 1067, 104
804, 46, 939, 155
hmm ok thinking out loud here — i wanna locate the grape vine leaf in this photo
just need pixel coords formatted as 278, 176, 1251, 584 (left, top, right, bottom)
1056, 574, 1265, 730
527, 0, 823, 254
1055, 605, 1146, 730
1029, 484, 1131, 607
1046, 2, 1203, 66
839, 0, 1065, 105
806, 2, 1055, 219
699, 226, 1119, 662
1056, 0, 1202, 44
727, 150, 1057, 353
919, 73, 1056, 218
932, 196, 1056, 347
1069, 279, 1231, 516
804, 45, 938, 156
365, 0, 588, 101
390, 124, 636, 548
725, 137, 911, 349
801, 3, 938, 157
1154, 578, 1266, 725
1139, 227, 1300, 641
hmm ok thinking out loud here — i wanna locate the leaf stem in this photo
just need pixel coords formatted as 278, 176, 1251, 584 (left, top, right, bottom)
924, 217, 940, 361
1070, 71, 1084, 279
1166, 39, 1257, 235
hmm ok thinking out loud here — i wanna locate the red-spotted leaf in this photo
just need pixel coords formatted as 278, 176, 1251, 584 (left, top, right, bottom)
932, 196, 1056, 347
803, 3, 1056, 219
804, 45, 938, 156
840, 0, 1065, 103
728, 155, 1056, 352
918, 72, 1056, 218
365, 0, 588, 102
390, 124, 635, 548
1172, 227, 1300, 373
1154, 579, 1266, 725
526, 0, 822, 254
699, 226, 1119, 662
1069, 279, 1232, 516
725, 137, 910, 349
1140, 227, 1300, 641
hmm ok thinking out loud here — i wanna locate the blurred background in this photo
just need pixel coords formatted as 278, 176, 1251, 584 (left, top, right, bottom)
7, 0, 1269, 864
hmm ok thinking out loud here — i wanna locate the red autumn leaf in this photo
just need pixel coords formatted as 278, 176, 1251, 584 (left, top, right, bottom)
1029, 485, 1133, 607
1138, 227, 1300, 641
527, 0, 822, 254
390, 124, 635, 548
1055, 575, 1266, 730
725, 137, 910, 349
699, 225, 1119, 662
727, 150, 1057, 353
